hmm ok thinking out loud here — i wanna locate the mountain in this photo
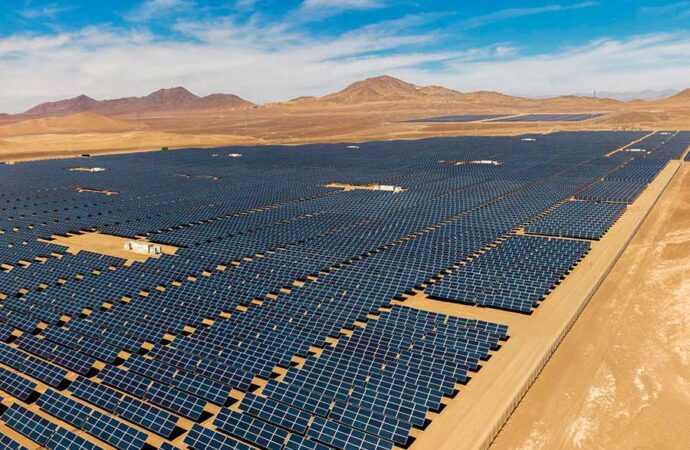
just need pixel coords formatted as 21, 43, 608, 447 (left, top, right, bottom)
319, 75, 467, 104
660, 88, 690, 103
539, 95, 621, 110
321, 76, 421, 103
26, 95, 101, 115
24, 87, 254, 116
314, 76, 551, 108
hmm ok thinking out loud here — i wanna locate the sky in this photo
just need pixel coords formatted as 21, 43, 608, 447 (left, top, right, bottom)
1, 0, 689, 112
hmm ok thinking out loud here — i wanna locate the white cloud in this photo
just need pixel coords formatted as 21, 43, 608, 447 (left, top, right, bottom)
18, 4, 73, 20
301, 0, 384, 10
0, 14, 452, 112
396, 33, 690, 97
464, 2, 599, 28
640, 1, 690, 16
128, 0, 196, 22
297, 0, 387, 20
1, 13, 690, 113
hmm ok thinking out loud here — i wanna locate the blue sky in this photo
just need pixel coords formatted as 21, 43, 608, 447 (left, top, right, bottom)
1, 0, 689, 112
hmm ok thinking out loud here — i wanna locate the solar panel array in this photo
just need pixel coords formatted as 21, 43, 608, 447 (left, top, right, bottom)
404, 114, 509, 123
0, 130, 683, 449
488, 113, 606, 122
525, 201, 627, 240
426, 235, 590, 313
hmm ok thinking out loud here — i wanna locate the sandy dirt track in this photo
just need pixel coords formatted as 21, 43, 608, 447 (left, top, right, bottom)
490, 163, 690, 450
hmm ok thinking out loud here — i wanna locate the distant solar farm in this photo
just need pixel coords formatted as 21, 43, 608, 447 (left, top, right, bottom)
407, 113, 607, 123
0, 130, 688, 450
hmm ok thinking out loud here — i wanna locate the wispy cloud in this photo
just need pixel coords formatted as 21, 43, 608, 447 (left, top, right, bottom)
639, 1, 690, 16
399, 33, 690, 96
127, 0, 197, 22
464, 2, 599, 28
0, 12, 456, 112
1, 5, 689, 113
18, 4, 73, 20
297, 0, 387, 20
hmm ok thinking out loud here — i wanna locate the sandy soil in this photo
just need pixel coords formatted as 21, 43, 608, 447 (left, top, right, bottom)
47, 232, 178, 266
490, 163, 690, 450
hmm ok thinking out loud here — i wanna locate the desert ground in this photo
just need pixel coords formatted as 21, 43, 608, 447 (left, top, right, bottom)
490, 162, 690, 450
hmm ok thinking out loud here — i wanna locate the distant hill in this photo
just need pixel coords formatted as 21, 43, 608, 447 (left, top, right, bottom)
660, 88, 690, 104
13, 75, 686, 120
575, 89, 680, 102
538, 95, 621, 110
309, 75, 613, 110
24, 87, 254, 116
320, 75, 430, 103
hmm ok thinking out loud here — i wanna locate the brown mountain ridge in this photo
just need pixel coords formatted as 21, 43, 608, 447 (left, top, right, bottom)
25, 87, 254, 116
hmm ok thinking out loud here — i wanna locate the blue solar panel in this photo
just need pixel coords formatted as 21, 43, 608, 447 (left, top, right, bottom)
82, 410, 148, 450
69, 376, 123, 412
171, 370, 230, 405
144, 382, 206, 420
38, 389, 93, 428
124, 354, 176, 384
263, 379, 332, 417
115, 395, 178, 438
240, 392, 311, 434
0, 366, 37, 400
0, 433, 29, 450
213, 407, 288, 450
47, 427, 104, 450
99, 365, 151, 398
284, 434, 333, 450
330, 400, 411, 445
184, 423, 253, 450
307, 415, 394, 450
2, 403, 58, 446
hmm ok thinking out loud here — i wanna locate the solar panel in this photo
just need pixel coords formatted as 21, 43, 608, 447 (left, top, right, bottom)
330, 400, 411, 445
69, 376, 123, 412
115, 395, 178, 438
20, 356, 68, 388
171, 370, 230, 405
213, 407, 288, 450
262, 379, 332, 417
99, 365, 151, 398
124, 353, 176, 384
38, 389, 93, 428
284, 434, 333, 450
240, 392, 311, 434
159, 443, 181, 450
0, 433, 29, 450
46, 427, 104, 450
82, 410, 148, 450
2, 403, 58, 446
307, 415, 394, 450
0, 366, 37, 400
144, 381, 206, 420
184, 423, 253, 450
52, 345, 96, 375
